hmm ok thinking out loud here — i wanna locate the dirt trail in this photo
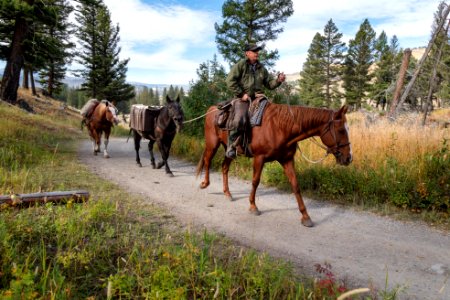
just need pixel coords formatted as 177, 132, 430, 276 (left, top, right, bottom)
79, 137, 449, 300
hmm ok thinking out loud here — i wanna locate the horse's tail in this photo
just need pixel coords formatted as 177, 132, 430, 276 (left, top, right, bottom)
126, 128, 132, 143
195, 149, 206, 178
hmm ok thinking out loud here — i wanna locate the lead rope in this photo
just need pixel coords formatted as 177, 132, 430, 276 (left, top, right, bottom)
182, 101, 233, 124
296, 143, 329, 164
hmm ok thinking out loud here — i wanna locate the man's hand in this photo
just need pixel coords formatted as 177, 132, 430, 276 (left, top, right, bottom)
277, 72, 286, 83
241, 93, 250, 101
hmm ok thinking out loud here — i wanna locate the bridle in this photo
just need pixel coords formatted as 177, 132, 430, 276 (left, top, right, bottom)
319, 113, 351, 158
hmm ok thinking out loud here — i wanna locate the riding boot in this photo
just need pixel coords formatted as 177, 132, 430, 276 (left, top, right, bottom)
226, 130, 240, 158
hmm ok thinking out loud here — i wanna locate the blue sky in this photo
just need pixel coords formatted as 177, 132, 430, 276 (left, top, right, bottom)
1, 0, 445, 86
98, 0, 444, 85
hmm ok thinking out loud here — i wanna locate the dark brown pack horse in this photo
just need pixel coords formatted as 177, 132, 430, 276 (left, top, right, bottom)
131, 95, 184, 177
82, 100, 119, 158
196, 103, 352, 227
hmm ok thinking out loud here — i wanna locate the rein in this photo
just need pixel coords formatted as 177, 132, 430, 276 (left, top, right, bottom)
286, 106, 349, 164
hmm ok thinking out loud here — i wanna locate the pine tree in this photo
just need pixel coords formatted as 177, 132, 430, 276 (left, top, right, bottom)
74, 0, 134, 106
323, 19, 346, 107
343, 19, 376, 109
298, 33, 326, 107
183, 56, 231, 136
370, 31, 399, 110
38, 0, 74, 97
215, 0, 293, 67
0, 0, 62, 103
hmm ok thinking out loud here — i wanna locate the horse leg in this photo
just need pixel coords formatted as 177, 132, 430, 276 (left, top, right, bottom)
222, 156, 233, 200
281, 159, 313, 227
198, 128, 221, 189
148, 140, 156, 169
249, 156, 265, 215
93, 130, 101, 155
103, 128, 111, 158
157, 139, 173, 177
133, 131, 143, 167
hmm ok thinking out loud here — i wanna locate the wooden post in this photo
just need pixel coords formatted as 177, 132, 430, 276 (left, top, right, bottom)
0, 190, 90, 208
388, 48, 411, 117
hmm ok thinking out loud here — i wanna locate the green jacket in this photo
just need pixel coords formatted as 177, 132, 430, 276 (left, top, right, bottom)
226, 59, 281, 99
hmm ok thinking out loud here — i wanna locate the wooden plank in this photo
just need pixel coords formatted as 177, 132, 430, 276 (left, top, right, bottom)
0, 190, 90, 207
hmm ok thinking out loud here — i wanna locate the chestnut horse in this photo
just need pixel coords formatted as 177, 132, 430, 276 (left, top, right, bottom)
82, 100, 119, 158
196, 103, 352, 227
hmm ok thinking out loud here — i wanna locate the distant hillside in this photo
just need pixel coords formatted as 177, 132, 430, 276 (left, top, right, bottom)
61, 77, 189, 94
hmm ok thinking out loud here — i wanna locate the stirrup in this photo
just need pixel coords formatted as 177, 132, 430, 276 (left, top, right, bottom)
226, 145, 236, 159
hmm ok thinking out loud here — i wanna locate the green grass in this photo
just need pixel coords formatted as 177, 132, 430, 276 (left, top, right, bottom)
0, 101, 400, 299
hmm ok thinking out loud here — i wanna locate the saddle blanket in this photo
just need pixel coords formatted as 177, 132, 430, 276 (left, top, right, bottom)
129, 104, 161, 131
250, 99, 269, 127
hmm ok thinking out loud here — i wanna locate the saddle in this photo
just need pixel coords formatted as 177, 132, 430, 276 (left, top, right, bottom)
214, 95, 269, 129
215, 95, 269, 157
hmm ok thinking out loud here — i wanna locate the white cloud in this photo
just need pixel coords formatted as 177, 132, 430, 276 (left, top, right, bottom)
100, 0, 219, 85
67, 0, 442, 84
272, 0, 441, 75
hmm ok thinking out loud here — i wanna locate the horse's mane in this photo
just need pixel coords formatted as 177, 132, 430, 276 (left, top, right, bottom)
270, 104, 332, 131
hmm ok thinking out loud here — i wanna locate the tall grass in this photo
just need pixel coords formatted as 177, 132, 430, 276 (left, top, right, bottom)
1, 101, 395, 298
172, 110, 449, 227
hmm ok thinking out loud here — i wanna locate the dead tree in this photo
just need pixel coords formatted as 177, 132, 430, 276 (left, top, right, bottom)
391, 4, 450, 119
388, 48, 411, 117
422, 19, 450, 125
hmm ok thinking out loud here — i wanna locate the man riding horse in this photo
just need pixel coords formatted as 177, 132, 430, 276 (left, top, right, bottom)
225, 43, 286, 158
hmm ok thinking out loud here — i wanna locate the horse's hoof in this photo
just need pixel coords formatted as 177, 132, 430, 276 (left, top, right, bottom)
93, 152, 97, 156
157, 162, 164, 169
225, 194, 233, 201
137, 163, 142, 167
301, 218, 314, 227
249, 208, 261, 216
104, 155, 110, 158
166, 172, 174, 177
199, 182, 209, 189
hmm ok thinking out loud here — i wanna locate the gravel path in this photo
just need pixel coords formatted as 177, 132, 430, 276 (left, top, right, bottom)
79, 137, 449, 300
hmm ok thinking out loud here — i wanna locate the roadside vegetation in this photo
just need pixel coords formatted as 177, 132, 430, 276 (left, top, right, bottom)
0, 92, 404, 299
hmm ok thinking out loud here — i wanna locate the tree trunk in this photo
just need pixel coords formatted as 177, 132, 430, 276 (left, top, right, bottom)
388, 48, 411, 117
30, 66, 37, 96
0, 10, 31, 104
48, 63, 55, 96
0, 190, 90, 208
22, 66, 29, 89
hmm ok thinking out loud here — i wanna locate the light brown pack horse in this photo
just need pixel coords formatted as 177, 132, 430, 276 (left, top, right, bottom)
196, 103, 352, 227
83, 100, 119, 158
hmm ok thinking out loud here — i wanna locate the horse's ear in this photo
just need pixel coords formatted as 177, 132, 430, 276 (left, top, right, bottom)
166, 95, 173, 104
175, 95, 180, 103
335, 105, 348, 119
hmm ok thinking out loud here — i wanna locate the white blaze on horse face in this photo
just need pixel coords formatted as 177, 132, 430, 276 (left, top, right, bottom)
345, 123, 353, 158
109, 106, 119, 125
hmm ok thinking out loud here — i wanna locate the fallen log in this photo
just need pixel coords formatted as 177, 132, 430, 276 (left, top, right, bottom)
0, 190, 90, 208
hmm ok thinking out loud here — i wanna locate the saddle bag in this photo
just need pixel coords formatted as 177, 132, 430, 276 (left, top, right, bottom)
130, 104, 161, 131
215, 100, 232, 129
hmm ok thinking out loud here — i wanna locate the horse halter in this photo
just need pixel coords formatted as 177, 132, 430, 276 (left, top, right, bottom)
320, 113, 351, 158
